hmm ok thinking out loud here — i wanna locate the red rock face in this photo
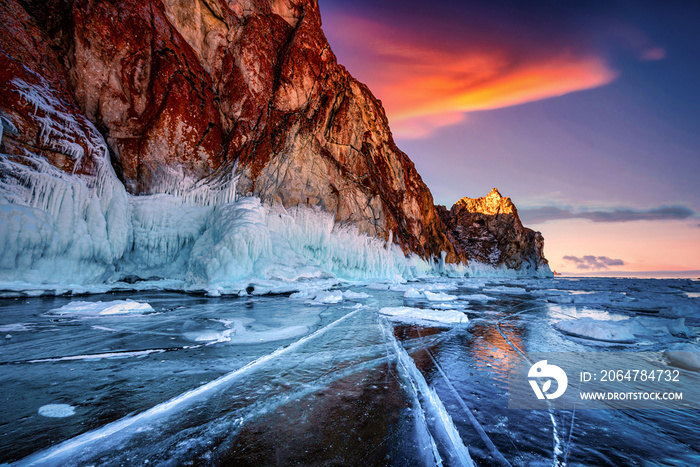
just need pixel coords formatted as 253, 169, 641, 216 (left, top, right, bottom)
68, 0, 225, 194
437, 188, 550, 271
0, 0, 101, 177
2, 0, 460, 262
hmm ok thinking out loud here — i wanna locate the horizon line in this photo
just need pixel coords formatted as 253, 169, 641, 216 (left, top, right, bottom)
556, 269, 700, 279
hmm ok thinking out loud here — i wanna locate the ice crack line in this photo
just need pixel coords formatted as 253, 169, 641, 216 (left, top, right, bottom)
380, 317, 475, 467
416, 328, 512, 467
17, 308, 362, 466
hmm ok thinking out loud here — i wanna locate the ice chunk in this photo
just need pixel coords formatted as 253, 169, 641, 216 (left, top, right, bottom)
424, 291, 457, 301
50, 300, 154, 316
615, 299, 663, 313
668, 302, 700, 318
38, 404, 76, 418
189, 330, 235, 343
546, 295, 575, 304
629, 317, 693, 339
404, 288, 423, 299
379, 306, 468, 324
482, 286, 528, 295
312, 290, 344, 304
554, 317, 636, 343
183, 318, 248, 343
289, 288, 324, 300
664, 344, 700, 371
342, 290, 371, 300
431, 302, 466, 310
458, 294, 495, 302
667, 318, 692, 338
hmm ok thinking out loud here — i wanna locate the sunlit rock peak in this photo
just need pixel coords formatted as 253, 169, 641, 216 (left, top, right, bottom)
437, 188, 550, 274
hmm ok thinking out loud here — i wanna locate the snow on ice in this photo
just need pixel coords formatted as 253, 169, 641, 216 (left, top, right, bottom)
423, 291, 458, 302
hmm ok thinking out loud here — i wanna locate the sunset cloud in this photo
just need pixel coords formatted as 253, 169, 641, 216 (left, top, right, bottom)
519, 206, 695, 225
322, 13, 619, 138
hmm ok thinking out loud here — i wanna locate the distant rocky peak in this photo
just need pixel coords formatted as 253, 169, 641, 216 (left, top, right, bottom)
438, 189, 550, 274
452, 187, 517, 218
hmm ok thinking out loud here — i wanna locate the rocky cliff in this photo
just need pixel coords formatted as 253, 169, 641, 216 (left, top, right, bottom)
437, 188, 549, 273
1, 0, 459, 262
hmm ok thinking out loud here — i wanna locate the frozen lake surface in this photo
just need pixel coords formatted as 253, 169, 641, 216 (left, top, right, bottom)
1, 277, 699, 465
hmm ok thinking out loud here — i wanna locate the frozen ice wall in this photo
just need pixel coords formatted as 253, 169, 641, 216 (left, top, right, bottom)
0, 78, 130, 287
185, 199, 435, 294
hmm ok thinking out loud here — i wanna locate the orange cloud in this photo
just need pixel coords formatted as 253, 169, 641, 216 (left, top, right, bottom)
325, 15, 618, 138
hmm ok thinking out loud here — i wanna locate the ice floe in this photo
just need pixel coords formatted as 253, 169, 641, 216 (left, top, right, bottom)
404, 287, 423, 299
424, 291, 458, 302
379, 307, 468, 325
342, 290, 371, 300
553, 315, 693, 343
554, 318, 636, 343
311, 290, 345, 304
38, 404, 76, 418
664, 344, 700, 371
49, 300, 154, 316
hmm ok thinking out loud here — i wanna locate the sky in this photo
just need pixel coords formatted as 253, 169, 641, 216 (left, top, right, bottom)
318, 0, 700, 275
